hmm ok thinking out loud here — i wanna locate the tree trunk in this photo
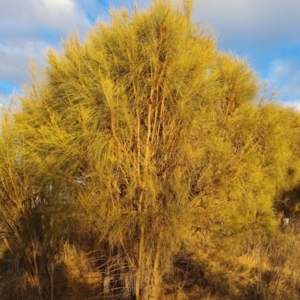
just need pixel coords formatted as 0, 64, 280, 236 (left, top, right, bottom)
135, 230, 163, 300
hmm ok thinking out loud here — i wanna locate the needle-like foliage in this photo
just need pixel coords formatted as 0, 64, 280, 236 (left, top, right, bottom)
1, 1, 300, 299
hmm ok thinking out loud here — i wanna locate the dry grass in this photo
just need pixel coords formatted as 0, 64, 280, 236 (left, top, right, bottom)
1, 226, 300, 299
181, 225, 300, 300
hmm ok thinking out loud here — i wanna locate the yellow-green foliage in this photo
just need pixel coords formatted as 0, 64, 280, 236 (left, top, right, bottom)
1, 1, 300, 299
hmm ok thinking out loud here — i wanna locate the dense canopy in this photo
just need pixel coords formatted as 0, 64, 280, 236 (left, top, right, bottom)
1, 1, 300, 299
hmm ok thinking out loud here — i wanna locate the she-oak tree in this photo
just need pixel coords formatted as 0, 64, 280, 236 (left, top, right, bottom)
1, 1, 300, 299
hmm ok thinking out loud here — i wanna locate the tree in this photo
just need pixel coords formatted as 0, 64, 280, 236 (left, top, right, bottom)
2, 1, 300, 299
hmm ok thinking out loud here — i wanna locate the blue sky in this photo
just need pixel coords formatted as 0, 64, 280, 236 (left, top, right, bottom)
0, 0, 300, 108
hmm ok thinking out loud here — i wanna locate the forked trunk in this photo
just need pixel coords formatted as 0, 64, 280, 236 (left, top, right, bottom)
135, 230, 163, 300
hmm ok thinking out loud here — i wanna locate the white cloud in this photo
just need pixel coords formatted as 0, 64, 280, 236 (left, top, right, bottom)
0, 41, 49, 86
1, 0, 300, 103
0, 0, 91, 92
0, 0, 89, 33
267, 59, 300, 102
44, 0, 74, 12
191, 0, 300, 104
194, 0, 300, 49
281, 100, 300, 111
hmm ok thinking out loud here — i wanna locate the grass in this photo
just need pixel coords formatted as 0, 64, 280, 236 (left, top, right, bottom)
1, 222, 300, 299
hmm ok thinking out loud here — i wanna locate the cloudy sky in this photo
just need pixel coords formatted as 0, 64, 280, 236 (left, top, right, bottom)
0, 0, 300, 108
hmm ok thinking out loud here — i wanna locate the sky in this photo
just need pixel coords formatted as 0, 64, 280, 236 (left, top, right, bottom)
0, 0, 300, 109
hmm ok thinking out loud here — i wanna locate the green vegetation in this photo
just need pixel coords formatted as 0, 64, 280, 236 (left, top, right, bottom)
1, 1, 300, 299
